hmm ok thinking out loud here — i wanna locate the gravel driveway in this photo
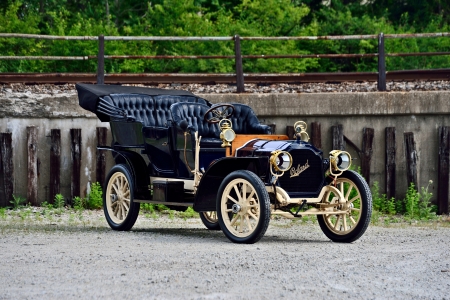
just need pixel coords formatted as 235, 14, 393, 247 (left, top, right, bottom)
1, 213, 449, 299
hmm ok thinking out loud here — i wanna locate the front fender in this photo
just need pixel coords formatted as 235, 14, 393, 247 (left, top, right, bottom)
193, 157, 266, 212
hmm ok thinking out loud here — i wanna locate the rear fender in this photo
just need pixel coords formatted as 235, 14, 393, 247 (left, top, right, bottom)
99, 146, 150, 199
193, 157, 266, 212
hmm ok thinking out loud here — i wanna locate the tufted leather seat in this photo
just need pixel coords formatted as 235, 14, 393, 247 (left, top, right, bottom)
170, 102, 223, 147
228, 103, 272, 134
99, 93, 209, 127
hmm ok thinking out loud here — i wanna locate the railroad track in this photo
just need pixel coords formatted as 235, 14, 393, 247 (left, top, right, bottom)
0, 69, 449, 85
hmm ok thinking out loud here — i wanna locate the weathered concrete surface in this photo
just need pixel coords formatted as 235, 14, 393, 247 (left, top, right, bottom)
0, 91, 449, 204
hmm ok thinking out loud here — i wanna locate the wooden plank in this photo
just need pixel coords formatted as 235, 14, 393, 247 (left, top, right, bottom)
310, 122, 322, 149
361, 128, 374, 185
0, 133, 14, 206
285, 126, 295, 140
404, 132, 418, 190
27, 126, 38, 206
49, 129, 61, 204
96, 127, 107, 187
438, 126, 450, 215
332, 124, 345, 150
70, 129, 82, 199
385, 127, 396, 200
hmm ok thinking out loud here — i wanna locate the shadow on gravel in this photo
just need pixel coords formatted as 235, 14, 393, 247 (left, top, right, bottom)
131, 227, 330, 244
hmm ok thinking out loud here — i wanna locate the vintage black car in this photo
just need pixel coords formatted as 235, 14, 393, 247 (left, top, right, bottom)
76, 83, 372, 244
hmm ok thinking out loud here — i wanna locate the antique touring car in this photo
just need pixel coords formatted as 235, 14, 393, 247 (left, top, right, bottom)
76, 83, 372, 244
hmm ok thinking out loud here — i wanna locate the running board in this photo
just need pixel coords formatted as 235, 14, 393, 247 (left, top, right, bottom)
134, 199, 193, 207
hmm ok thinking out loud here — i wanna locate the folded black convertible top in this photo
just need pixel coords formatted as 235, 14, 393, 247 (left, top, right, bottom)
76, 83, 198, 122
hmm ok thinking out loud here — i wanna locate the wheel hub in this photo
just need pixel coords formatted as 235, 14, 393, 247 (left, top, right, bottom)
232, 203, 241, 213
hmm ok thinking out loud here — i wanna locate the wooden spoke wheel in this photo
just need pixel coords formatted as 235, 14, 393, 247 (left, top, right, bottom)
217, 170, 270, 244
199, 211, 221, 230
317, 170, 372, 243
104, 164, 140, 231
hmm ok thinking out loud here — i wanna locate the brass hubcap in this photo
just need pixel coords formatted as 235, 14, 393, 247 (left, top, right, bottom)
323, 178, 362, 235
106, 172, 131, 224
221, 178, 260, 238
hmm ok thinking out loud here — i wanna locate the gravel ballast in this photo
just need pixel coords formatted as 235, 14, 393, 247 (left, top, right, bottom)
1, 213, 449, 299
1, 80, 450, 95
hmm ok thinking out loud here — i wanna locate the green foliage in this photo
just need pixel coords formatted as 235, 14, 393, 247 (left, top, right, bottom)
10, 195, 25, 210
371, 180, 436, 221
86, 182, 103, 209
73, 196, 86, 211
179, 207, 198, 220
54, 194, 65, 210
371, 181, 396, 215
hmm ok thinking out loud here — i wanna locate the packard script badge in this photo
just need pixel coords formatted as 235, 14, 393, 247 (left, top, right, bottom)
290, 160, 310, 178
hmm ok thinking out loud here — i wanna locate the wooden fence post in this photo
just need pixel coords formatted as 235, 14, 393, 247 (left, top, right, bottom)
332, 124, 345, 150
286, 126, 294, 139
311, 122, 322, 149
385, 127, 396, 200
0, 133, 14, 206
97, 35, 105, 84
361, 128, 374, 185
404, 132, 418, 190
438, 126, 450, 215
49, 129, 61, 203
234, 34, 245, 93
378, 32, 386, 91
71, 129, 82, 200
27, 126, 38, 206
96, 127, 107, 188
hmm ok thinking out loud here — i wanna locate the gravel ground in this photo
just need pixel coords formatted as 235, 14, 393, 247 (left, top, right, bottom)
1, 211, 450, 300
1, 80, 450, 95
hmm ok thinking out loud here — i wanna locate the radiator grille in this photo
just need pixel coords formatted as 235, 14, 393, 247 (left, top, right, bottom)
278, 149, 324, 194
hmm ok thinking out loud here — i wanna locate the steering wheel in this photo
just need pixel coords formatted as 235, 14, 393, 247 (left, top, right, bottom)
204, 103, 235, 124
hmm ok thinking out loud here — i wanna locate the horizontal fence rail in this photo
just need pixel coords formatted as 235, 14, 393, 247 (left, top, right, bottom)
1, 32, 450, 91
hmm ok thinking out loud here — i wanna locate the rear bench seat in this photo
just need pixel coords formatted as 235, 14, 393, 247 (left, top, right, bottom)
97, 93, 209, 127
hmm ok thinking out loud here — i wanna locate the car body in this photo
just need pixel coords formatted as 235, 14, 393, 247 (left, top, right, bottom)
76, 83, 372, 244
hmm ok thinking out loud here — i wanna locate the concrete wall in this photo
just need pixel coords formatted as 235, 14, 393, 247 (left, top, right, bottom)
0, 90, 449, 205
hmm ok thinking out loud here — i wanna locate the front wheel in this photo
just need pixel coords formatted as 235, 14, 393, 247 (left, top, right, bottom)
217, 170, 271, 244
104, 164, 140, 231
317, 170, 372, 243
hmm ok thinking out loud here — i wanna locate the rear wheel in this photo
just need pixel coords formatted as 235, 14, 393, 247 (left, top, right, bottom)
317, 170, 372, 243
217, 170, 270, 244
199, 211, 221, 230
104, 164, 140, 231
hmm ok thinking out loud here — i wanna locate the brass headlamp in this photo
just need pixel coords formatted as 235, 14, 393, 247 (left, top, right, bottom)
270, 150, 293, 173
329, 150, 352, 173
219, 119, 235, 147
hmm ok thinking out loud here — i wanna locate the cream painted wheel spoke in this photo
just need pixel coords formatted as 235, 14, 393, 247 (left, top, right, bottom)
230, 214, 239, 226
233, 185, 242, 202
247, 210, 258, 221
350, 216, 357, 225
227, 195, 239, 204
239, 215, 244, 233
246, 190, 256, 202
245, 215, 253, 231
343, 215, 348, 231
348, 195, 359, 204
334, 215, 341, 230
345, 185, 352, 200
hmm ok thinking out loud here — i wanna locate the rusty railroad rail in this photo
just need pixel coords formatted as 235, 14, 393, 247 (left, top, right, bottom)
1, 33, 450, 90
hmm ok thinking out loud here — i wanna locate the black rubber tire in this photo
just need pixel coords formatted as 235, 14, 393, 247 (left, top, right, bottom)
217, 170, 271, 244
199, 211, 221, 230
103, 164, 140, 231
317, 170, 372, 243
